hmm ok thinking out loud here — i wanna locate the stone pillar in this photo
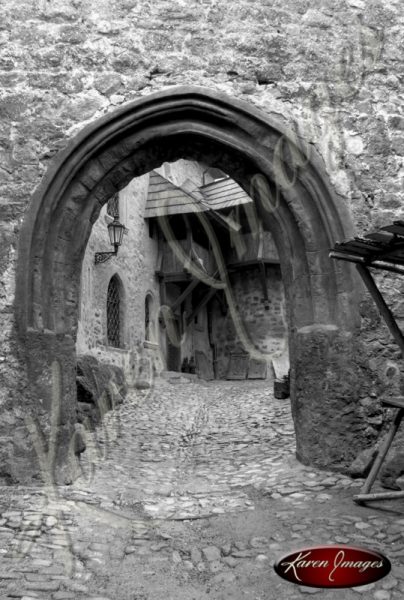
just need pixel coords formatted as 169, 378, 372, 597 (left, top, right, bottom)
290, 324, 374, 471
17, 330, 79, 485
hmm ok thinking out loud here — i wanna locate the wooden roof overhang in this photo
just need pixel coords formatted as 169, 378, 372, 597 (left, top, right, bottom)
329, 220, 404, 275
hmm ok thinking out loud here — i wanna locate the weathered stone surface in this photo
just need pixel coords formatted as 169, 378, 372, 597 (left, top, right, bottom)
190, 547, 202, 564
222, 556, 239, 568
293, 327, 382, 470
380, 453, 404, 490
76, 354, 127, 428
25, 580, 61, 591
0, 378, 403, 599
212, 572, 236, 584
202, 546, 221, 562
348, 447, 377, 478
231, 549, 257, 558
0, 0, 402, 483
249, 536, 268, 548
373, 591, 391, 600
221, 543, 232, 556
208, 560, 223, 573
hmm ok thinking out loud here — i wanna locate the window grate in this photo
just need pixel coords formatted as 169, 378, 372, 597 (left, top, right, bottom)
145, 294, 153, 341
107, 276, 120, 347
107, 193, 119, 218
145, 296, 150, 341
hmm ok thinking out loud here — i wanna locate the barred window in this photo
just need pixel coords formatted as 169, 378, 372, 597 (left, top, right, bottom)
107, 193, 119, 218
107, 275, 121, 347
145, 294, 152, 341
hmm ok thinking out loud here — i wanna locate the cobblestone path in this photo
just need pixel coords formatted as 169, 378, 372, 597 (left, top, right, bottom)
0, 376, 403, 600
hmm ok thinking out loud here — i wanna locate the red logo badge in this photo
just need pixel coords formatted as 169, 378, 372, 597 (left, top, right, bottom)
274, 545, 391, 588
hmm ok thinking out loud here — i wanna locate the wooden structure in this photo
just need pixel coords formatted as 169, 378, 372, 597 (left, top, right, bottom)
226, 229, 279, 303
146, 169, 285, 380
330, 220, 404, 504
149, 171, 281, 321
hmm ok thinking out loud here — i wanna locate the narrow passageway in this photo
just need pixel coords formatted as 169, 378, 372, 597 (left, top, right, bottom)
0, 377, 403, 600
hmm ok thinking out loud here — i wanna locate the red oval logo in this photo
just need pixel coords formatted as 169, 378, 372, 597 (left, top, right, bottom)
274, 545, 391, 588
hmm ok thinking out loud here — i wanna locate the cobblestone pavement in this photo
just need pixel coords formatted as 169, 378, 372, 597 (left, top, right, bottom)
0, 376, 403, 599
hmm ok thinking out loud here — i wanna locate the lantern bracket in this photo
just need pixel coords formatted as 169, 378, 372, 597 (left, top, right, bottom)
94, 246, 119, 265
94, 214, 126, 265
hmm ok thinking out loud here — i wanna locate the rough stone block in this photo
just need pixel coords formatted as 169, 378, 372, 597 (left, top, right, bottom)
190, 547, 202, 564
222, 556, 239, 568
202, 546, 221, 562
208, 560, 223, 573
76, 354, 127, 429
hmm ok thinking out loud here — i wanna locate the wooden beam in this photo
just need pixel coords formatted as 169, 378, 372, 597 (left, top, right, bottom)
356, 264, 404, 354
170, 278, 200, 312
257, 220, 264, 260
157, 272, 192, 283
382, 397, 404, 409
170, 267, 220, 311
353, 407, 404, 504
185, 214, 192, 247
159, 277, 167, 309
330, 251, 404, 276
217, 291, 228, 316
258, 260, 269, 302
186, 288, 217, 326
366, 261, 404, 275
156, 242, 164, 272
354, 490, 404, 503
227, 258, 279, 270
209, 209, 241, 232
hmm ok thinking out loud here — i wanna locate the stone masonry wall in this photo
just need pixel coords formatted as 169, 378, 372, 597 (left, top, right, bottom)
76, 171, 161, 383
1, 0, 404, 480
76, 159, 214, 385
212, 266, 287, 379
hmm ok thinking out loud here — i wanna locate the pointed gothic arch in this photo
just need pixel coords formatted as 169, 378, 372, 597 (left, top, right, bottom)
15, 86, 360, 481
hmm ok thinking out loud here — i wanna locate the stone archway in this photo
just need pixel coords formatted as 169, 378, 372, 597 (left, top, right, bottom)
16, 86, 360, 483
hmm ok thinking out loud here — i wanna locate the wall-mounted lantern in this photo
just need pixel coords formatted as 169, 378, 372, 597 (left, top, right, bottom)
94, 215, 126, 264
